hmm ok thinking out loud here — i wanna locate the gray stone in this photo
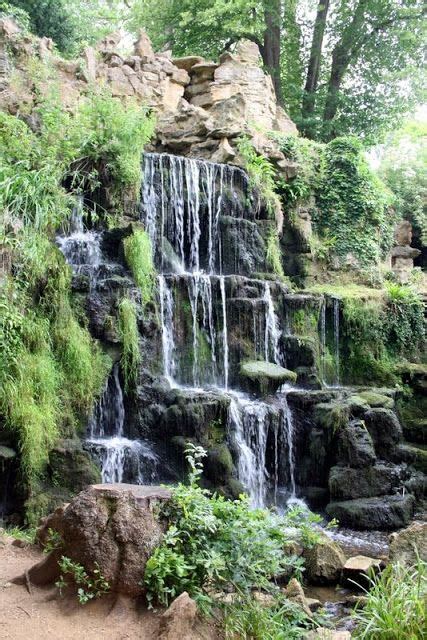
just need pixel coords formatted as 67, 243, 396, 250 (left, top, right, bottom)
240, 360, 297, 395
337, 419, 377, 468
328, 463, 403, 501
303, 534, 346, 584
326, 494, 415, 530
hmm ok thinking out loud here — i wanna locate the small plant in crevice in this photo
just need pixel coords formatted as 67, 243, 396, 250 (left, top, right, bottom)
56, 556, 110, 605
144, 443, 321, 637
123, 229, 156, 307
118, 296, 140, 393
236, 136, 281, 218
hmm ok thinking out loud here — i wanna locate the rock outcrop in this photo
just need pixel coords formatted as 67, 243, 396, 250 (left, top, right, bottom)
389, 521, 427, 565
16, 484, 171, 596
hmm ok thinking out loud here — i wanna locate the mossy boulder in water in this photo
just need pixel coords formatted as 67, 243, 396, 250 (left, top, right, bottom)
328, 463, 404, 501
240, 360, 297, 394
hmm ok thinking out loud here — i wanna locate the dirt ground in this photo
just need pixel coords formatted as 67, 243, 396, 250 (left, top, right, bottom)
0, 534, 218, 640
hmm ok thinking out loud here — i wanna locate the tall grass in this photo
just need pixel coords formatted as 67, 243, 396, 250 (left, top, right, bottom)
352, 559, 427, 639
123, 230, 155, 306
118, 297, 140, 392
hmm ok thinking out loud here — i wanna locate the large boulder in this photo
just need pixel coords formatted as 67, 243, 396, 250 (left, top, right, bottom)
326, 494, 415, 530
328, 463, 403, 501
17, 484, 171, 596
389, 521, 427, 565
336, 419, 376, 468
303, 534, 346, 584
364, 408, 402, 458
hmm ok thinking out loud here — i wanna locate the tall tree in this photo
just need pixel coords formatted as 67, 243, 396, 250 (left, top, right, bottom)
263, 0, 283, 102
300, 0, 330, 134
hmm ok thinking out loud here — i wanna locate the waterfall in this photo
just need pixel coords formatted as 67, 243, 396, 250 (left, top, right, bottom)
142, 152, 248, 274
264, 282, 281, 364
229, 396, 270, 508
86, 364, 159, 484
187, 274, 217, 387
333, 297, 340, 385
280, 395, 297, 498
159, 275, 177, 385
320, 298, 326, 384
220, 275, 229, 389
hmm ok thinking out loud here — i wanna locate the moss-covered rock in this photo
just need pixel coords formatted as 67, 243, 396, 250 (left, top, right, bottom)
336, 419, 376, 468
326, 494, 415, 530
328, 463, 403, 501
314, 402, 350, 432
400, 444, 427, 474
49, 438, 101, 492
358, 391, 394, 409
364, 408, 402, 458
240, 360, 297, 395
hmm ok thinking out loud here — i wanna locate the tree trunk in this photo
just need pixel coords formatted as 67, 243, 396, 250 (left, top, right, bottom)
322, 0, 369, 138
263, 0, 283, 104
301, 0, 330, 130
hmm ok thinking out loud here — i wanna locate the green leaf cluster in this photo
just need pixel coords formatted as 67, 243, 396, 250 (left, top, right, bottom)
118, 297, 141, 393
56, 556, 110, 604
123, 229, 155, 307
144, 445, 312, 616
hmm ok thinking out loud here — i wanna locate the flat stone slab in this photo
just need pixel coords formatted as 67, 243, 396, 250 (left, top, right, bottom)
91, 483, 172, 500
240, 361, 297, 382
344, 555, 382, 573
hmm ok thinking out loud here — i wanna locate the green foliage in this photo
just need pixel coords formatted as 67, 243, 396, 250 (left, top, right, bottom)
352, 559, 427, 639
223, 592, 311, 640
4, 526, 36, 544
340, 290, 425, 385
123, 230, 155, 306
378, 118, 427, 247
266, 229, 285, 280
56, 556, 110, 604
237, 136, 281, 217
118, 297, 140, 392
144, 444, 309, 613
42, 528, 63, 553
70, 90, 155, 208
314, 137, 394, 266
2, 1, 126, 56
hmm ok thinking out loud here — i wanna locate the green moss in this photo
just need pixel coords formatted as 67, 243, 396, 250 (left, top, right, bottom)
358, 391, 394, 409
314, 402, 350, 432
118, 297, 140, 392
123, 229, 156, 307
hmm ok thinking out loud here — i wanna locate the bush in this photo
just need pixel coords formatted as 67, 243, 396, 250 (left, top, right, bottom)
352, 559, 427, 639
144, 444, 310, 614
237, 136, 281, 217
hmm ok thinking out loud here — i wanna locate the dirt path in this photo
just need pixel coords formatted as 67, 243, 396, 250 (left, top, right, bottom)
0, 534, 218, 640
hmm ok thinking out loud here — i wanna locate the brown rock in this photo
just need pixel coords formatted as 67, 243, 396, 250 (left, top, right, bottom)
303, 535, 346, 584
134, 29, 154, 60
171, 68, 191, 86
389, 521, 427, 565
173, 56, 205, 71
285, 578, 313, 617
19, 484, 171, 597
158, 592, 198, 640
343, 555, 382, 588
394, 220, 412, 246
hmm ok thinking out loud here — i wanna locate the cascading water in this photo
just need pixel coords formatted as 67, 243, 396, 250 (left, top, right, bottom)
264, 282, 281, 365
86, 364, 159, 484
228, 396, 270, 508
333, 297, 340, 386
58, 205, 161, 486
320, 298, 326, 384
142, 152, 299, 507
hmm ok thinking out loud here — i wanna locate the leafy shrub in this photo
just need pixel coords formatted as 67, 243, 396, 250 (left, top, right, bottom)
314, 137, 393, 266
144, 444, 308, 613
56, 556, 110, 604
118, 297, 140, 392
352, 559, 426, 639
223, 592, 311, 640
237, 136, 281, 217
123, 229, 155, 306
